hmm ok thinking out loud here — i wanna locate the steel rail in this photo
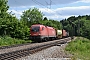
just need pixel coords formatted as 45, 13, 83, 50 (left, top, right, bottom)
0, 37, 71, 60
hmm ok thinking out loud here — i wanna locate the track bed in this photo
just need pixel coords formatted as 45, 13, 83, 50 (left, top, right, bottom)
0, 37, 71, 60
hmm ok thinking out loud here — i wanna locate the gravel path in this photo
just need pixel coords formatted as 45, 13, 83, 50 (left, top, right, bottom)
17, 43, 72, 60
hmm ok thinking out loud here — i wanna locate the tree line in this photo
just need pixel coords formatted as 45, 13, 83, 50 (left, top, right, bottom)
60, 15, 90, 39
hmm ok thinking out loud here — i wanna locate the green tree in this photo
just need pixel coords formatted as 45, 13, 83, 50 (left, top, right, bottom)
61, 15, 90, 39
43, 17, 48, 21
0, 0, 9, 18
21, 8, 44, 27
0, 0, 30, 39
80, 20, 90, 39
0, 0, 9, 35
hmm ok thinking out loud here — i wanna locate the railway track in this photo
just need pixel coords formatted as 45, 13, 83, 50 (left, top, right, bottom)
0, 43, 32, 49
0, 37, 71, 60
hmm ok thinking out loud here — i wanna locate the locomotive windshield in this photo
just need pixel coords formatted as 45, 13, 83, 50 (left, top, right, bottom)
31, 26, 40, 32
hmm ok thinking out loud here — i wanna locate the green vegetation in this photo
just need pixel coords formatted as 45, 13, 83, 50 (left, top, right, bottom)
65, 37, 90, 60
0, 0, 90, 47
61, 15, 90, 39
0, 0, 30, 39
0, 36, 32, 46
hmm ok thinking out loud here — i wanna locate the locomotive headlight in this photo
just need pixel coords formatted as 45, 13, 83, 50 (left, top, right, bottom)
39, 32, 41, 35
39, 34, 41, 35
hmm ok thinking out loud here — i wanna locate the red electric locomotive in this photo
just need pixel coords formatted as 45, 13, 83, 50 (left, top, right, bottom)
30, 24, 56, 41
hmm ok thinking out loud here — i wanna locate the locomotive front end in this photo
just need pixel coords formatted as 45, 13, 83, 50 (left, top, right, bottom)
30, 25, 41, 40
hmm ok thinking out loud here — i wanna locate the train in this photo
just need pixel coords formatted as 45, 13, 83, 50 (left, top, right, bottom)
30, 24, 69, 42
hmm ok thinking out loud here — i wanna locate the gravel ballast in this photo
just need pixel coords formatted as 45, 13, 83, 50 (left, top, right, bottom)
0, 38, 71, 54
17, 43, 72, 60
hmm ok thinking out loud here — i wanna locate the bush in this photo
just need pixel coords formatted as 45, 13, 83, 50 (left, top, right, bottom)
0, 36, 32, 46
65, 37, 90, 60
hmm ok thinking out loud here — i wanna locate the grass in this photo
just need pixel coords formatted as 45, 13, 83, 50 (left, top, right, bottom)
0, 36, 32, 47
65, 37, 90, 60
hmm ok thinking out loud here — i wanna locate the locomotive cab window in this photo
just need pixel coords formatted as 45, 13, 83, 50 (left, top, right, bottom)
42, 27, 44, 30
31, 26, 40, 32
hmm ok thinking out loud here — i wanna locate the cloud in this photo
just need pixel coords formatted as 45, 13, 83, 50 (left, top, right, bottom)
8, 10, 24, 19
10, 6, 36, 10
79, 0, 90, 3
44, 15, 70, 20
40, 6, 90, 18
55, 6, 90, 15
8, 0, 90, 20
39, 8, 56, 14
8, 6, 90, 20
8, 0, 80, 7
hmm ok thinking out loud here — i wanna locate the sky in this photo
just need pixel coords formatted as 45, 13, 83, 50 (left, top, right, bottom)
8, 0, 90, 20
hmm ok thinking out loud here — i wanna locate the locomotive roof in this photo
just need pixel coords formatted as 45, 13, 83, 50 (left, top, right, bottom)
31, 24, 55, 29
31, 24, 44, 26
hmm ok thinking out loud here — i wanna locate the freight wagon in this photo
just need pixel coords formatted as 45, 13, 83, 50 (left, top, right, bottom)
30, 24, 69, 42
